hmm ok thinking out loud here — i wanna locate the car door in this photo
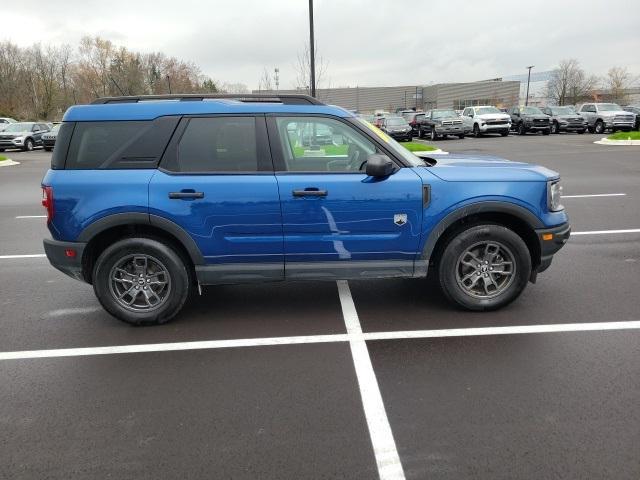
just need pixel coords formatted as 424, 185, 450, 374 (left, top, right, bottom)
31, 124, 44, 145
580, 104, 596, 125
267, 115, 424, 280
149, 115, 284, 283
461, 108, 473, 129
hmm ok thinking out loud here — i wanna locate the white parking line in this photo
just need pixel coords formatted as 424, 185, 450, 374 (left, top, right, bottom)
337, 280, 405, 480
572, 229, 640, 235
562, 193, 626, 198
15, 215, 47, 219
0, 254, 46, 259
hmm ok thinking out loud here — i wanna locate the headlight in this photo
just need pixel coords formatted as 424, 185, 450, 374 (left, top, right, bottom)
548, 180, 564, 212
13, 137, 24, 143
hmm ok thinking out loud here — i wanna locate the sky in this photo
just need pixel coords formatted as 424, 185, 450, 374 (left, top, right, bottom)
2, 0, 639, 90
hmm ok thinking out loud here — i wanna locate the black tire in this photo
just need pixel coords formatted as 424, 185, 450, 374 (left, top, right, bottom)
407, 135, 413, 142
500, 130, 509, 137
518, 123, 526, 135
92, 237, 191, 326
458, 134, 465, 139
418, 129, 424, 139
438, 224, 531, 311
594, 120, 605, 134
587, 126, 594, 133
551, 122, 559, 134
44, 147, 53, 151
23, 138, 34, 151
542, 128, 551, 135
0, 148, 4, 152
430, 127, 438, 141
577, 129, 585, 134
473, 123, 480, 137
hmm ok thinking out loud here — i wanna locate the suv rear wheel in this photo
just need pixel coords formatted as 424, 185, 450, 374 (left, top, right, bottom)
23, 138, 34, 151
438, 224, 531, 311
93, 237, 191, 325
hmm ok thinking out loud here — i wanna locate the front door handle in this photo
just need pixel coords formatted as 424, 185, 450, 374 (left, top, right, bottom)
292, 188, 328, 197
168, 190, 205, 199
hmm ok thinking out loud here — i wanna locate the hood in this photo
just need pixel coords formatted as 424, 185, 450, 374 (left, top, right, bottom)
555, 114, 584, 121
417, 154, 558, 182
0, 130, 30, 137
476, 113, 510, 121
600, 109, 632, 116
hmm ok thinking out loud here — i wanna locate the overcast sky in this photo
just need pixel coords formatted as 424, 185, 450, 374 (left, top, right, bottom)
2, 0, 639, 89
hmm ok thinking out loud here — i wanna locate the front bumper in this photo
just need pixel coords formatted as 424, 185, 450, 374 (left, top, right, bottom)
387, 131, 413, 140
533, 222, 571, 277
43, 138, 56, 147
437, 124, 465, 134
478, 123, 510, 132
559, 123, 587, 131
43, 238, 87, 282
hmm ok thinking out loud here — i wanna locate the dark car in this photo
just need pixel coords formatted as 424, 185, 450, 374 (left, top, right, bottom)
508, 106, 551, 135
401, 111, 425, 135
418, 109, 466, 140
42, 123, 61, 151
622, 106, 640, 130
0, 122, 50, 151
379, 116, 413, 141
540, 106, 587, 134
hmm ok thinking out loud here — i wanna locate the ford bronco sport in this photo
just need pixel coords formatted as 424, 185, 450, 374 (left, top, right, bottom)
42, 94, 570, 325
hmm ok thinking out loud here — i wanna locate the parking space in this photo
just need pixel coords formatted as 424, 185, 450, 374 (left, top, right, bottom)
1, 135, 639, 479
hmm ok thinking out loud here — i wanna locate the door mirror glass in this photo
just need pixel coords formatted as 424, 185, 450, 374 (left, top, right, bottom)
365, 154, 395, 177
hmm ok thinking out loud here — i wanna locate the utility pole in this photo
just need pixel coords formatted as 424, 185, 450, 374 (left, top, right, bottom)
308, 0, 316, 97
525, 65, 534, 106
274, 67, 280, 91
166, 75, 172, 94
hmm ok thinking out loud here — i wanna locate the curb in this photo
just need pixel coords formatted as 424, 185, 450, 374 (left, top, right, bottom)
414, 149, 448, 156
594, 137, 640, 146
0, 158, 20, 167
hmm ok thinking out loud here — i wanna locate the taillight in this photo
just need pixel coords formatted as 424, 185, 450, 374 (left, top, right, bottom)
42, 186, 54, 223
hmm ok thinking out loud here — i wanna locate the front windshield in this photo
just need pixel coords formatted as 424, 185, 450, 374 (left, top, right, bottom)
354, 117, 425, 167
476, 107, 501, 115
3, 122, 33, 132
550, 106, 576, 115
521, 107, 543, 114
432, 110, 457, 119
598, 103, 622, 112
386, 117, 408, 126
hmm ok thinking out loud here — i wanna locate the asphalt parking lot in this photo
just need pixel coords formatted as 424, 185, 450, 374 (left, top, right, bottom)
1, 133, 639, 479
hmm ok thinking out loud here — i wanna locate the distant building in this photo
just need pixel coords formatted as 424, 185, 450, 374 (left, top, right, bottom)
255, 80, 520, 112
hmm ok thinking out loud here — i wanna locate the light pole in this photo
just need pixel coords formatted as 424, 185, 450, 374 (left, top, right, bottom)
308, 0, 316, 97
525, 65, 534, 106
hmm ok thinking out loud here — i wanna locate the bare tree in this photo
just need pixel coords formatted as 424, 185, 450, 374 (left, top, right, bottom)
606, 66, 635, 104
220, 82, 249, 93
294, 41, 328, 92
257, 67, 273, 91
547, 59, 598, 105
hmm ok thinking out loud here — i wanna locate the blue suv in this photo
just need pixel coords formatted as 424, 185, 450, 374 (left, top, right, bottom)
42, 94, 570, 325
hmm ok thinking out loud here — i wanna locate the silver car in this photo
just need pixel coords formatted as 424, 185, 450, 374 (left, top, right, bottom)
540, 106, 587, 134
0, 117, 17, 132
577, 103, 635, 134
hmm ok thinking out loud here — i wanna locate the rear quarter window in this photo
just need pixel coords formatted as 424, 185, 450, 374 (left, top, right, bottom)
64, 117, 179, 169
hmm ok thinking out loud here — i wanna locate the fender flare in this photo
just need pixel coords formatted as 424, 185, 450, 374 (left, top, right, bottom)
421, 201, 543, 261
78, 212, 204, 265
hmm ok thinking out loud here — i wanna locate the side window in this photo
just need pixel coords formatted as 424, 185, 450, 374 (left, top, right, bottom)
175, 117, 257, 173
275, 117, 377, 173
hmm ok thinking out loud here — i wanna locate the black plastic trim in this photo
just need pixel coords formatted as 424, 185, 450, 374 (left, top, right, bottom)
196, 263, 284, 284
43, 238, 86, 282
421, 201, 545, 261
285, 260, 416, 280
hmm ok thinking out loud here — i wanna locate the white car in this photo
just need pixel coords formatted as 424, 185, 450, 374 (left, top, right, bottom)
461, 106, 511, 137
0, 117, 17, 132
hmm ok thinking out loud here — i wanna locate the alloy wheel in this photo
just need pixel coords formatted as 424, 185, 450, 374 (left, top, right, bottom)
109, 254, 172, 312
456, 241, 516, 299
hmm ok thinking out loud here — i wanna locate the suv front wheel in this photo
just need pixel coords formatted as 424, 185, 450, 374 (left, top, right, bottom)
93, 237, 191, 325
438, 224, 531, 311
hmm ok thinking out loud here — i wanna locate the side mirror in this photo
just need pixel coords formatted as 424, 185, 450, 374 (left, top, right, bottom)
366, 154, 395, 178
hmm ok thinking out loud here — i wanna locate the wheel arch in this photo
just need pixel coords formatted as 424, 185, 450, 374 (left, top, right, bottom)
423, 202, 543, 271
79, 213, 204, 283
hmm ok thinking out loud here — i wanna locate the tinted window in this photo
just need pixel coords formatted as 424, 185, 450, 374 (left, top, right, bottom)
176, 117, 257, 172
65, 117, 178, 169
50, 122, 75, 170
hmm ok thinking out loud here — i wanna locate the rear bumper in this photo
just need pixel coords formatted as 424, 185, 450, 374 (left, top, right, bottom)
43, 238, 87, 282
534, 222, 571, 276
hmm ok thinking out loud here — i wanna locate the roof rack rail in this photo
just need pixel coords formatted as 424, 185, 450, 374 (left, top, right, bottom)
91, 93, 324, 105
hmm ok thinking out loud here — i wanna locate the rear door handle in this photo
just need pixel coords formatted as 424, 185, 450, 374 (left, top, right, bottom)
168, 190, 204, 199
292, 188, 328, 197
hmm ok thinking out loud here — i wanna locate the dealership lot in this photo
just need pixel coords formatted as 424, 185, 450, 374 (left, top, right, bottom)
0, 134, 639, 479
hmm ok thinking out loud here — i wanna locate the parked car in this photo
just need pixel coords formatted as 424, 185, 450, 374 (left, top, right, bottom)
401, 111, 425, 136
540, 106, 587, 134
0, 122, 50, 151
0, 117, 17, 132
379, 116, 413, 141
418, 109, 466, 140
508, 106, 551, 135
42, 93, 569, 325
461, 106, 511, 137
622, 105, 640, 130
577, 103, 635, 134
42, 123, 61, 151
356, 113, 375, 124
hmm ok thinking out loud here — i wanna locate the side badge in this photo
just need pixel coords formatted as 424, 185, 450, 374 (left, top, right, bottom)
394, 214, 407, 226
